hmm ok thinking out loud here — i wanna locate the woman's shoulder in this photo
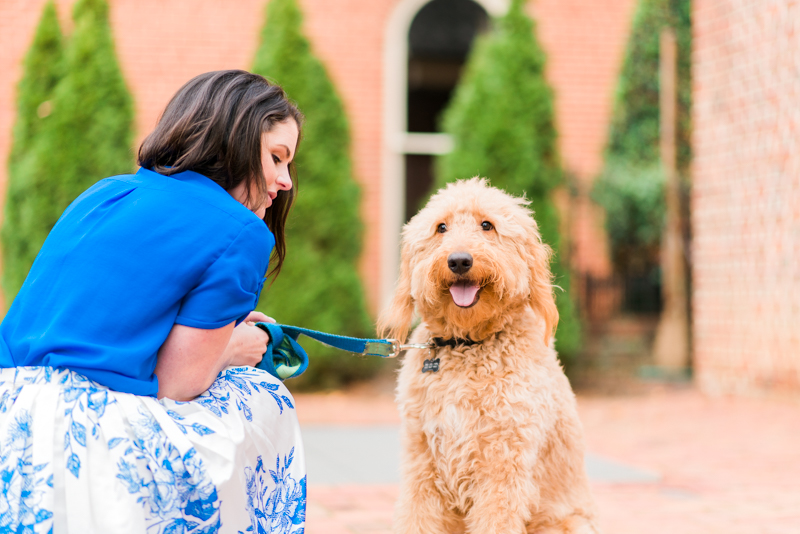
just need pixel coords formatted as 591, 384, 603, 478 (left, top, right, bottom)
57, 168, 273, 263
104, 168, 262, 228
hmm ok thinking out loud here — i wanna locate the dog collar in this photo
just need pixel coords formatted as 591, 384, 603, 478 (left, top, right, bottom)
420, 337, 480, 374
431, 337, 479, 348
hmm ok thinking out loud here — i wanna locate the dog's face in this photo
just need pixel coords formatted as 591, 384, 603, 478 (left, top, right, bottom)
379, 178, 558, 343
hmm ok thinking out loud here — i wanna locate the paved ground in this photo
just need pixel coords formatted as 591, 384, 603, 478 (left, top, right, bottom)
301, 426, 659, 485
292, 385, 800, 534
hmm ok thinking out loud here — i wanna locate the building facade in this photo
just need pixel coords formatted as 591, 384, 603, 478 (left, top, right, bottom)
0, 0, 636, 313
692, 0, 800, 395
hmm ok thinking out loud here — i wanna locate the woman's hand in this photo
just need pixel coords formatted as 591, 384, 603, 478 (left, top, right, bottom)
223, 319, 270, 368
222, 310, 274, 367
242, 311, 275, 324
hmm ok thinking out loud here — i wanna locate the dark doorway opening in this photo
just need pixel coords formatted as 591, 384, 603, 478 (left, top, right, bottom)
405, 0, 488, 220
405, 154, 434, 221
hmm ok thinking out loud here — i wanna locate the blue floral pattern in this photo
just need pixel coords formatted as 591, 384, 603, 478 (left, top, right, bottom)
0, 367, 52, 414
0, 410, 53, 533
116, 407, 220, 534
192, 367, 295, 421
240, 449, 306, 534
166, 410, 216, 437
59, 371, 122, 478
0, 366, 304, 533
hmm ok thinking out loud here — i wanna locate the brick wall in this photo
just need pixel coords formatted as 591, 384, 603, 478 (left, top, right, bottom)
0, 0, 394, 313
693, 0, 800, 394
531, 0, 636, 278
0, 0, 634, 314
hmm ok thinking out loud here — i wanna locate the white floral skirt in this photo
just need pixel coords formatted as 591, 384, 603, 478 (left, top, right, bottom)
0, 366, 306, 534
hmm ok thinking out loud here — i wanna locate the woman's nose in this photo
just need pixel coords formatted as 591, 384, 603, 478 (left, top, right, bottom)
277, 172, 292, 191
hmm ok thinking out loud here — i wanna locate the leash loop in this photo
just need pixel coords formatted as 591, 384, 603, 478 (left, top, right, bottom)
254, 323, 437, 381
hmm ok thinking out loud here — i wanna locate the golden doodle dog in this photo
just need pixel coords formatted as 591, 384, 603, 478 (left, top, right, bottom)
379, 178, 600, 534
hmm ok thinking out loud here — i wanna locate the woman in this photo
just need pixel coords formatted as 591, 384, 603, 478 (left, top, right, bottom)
0, 70, 306, 533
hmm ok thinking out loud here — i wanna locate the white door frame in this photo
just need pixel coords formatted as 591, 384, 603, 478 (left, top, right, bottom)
379, 0, 509, 311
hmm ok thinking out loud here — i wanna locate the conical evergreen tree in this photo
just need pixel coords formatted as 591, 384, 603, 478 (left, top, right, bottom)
593, 0, 691, 275
606, 0, 691, 169
3, 0, 134, 304
6, 1, 63, 170
253, 0, 376, 388
2, 1, 65, 302
44, 0, 135, 206
436, 0, 581, 358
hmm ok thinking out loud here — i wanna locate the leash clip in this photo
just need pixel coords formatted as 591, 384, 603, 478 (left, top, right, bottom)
397, 340, 435, 358
371, 340, 435, 358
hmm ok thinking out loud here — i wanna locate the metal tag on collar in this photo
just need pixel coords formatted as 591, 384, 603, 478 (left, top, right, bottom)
422, 358, 440, 373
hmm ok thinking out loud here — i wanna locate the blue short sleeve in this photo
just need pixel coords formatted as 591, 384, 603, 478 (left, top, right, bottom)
176, 220, 274, 329
0, 168, 279, 396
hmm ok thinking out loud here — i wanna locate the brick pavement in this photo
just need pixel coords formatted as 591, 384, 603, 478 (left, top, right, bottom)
293, 385, 800, 533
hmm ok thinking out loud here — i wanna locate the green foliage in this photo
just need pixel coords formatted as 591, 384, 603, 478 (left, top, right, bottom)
6, 2, 64, 170
3, 1, 65, 301
607, 0, 691, 169
596, 0, 691, 271
253, 0, 376, 389
3, 0, 134, 304
48, 0, 135, 194
592, 160, 665, 273
436, 0, 581, 358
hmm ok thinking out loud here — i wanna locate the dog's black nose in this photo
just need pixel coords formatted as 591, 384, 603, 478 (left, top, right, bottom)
447, 252, 473, 275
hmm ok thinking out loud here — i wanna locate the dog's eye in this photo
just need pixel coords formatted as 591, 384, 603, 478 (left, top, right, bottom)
481, 221, 494, 231
437, 223, 447, 234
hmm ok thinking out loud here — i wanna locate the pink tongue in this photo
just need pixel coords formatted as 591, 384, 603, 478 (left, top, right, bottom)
449, 283, 480, 307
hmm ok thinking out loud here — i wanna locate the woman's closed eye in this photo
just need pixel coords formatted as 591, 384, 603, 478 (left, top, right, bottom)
272, 154, 282, 164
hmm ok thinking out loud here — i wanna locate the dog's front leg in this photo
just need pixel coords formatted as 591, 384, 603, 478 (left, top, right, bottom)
395, 424, 462, 534
463, 423, 543, 534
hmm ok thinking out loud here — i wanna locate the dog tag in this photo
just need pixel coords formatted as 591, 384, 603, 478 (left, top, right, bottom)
422, 358, 440, 373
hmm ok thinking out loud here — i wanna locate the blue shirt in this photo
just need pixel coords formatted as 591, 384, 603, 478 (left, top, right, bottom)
0, 167, 274, 396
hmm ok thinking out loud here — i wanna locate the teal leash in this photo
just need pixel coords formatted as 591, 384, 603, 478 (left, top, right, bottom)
254, 322, 432, 381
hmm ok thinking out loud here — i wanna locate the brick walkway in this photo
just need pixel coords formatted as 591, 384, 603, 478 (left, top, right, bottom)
293, 386, 800, 533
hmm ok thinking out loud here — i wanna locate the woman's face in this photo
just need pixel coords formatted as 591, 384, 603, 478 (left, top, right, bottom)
232, 119, 299, 219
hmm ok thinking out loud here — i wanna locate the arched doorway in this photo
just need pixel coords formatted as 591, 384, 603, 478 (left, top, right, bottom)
380, 0, 508, 309
405, 0, 489, 220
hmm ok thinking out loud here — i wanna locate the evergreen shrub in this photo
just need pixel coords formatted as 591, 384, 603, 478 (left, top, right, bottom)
593, 0, 691, 273
436, 0, 581, 358
3, 1, 64, 302
3, 0, 134, 304
253, 0, 377, 389
593, 161, 665, 273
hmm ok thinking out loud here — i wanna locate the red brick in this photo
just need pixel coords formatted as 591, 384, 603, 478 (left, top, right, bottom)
0, 0, 635, 311
692, 0, 800, 395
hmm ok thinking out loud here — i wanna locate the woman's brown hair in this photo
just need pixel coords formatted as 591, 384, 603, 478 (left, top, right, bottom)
138, 70, 303, 278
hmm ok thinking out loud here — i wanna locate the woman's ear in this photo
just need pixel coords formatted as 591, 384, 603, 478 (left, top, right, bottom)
377, 244, 415, 343
527, 226, 559, 345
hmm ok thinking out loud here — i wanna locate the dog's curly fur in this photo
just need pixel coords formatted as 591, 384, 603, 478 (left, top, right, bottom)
379, 179, 600, 534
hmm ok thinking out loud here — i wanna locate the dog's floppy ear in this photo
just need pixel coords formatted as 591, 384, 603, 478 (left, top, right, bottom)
377, 244, 415, 343
527, 227, 559, 345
